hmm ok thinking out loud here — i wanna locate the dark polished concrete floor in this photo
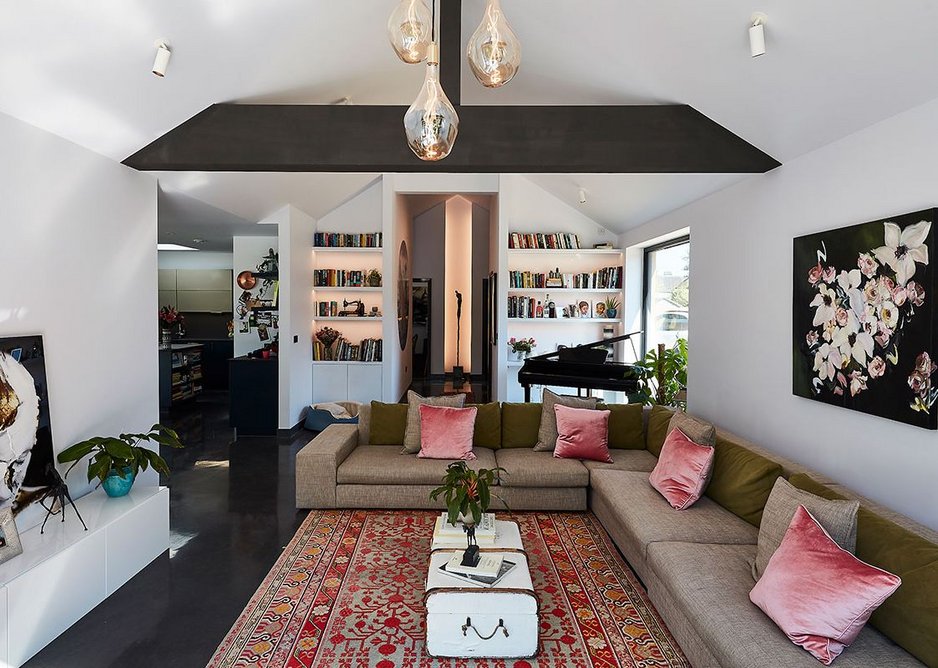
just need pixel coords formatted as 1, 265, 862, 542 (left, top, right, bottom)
27, 392, 311, 668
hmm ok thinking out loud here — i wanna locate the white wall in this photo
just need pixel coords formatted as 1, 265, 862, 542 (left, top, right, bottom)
278, 206, 316, 429
232, 235, 279, 358
385, 185, 414, 401
0, 112, 158, 530
412, 203, 446, 374
471, 202, 491, 375
630, 96, 938, 531
157, 251, 232, 270
444, 197, 473, 372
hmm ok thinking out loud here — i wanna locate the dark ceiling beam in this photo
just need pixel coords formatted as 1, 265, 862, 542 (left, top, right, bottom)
439, 0, 462, 105
123, 103, 780, 173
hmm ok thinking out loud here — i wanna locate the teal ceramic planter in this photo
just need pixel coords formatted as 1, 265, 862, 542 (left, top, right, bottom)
102, 466, 135, 497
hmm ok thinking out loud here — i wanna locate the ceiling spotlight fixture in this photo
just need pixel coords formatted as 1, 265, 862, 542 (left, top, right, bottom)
152, 41, 172, 77
578, 188, 588, 205
403, 0, 459, 161
388, 0, 433, 64
467, 0, 521, 88
749, 13, 767, 58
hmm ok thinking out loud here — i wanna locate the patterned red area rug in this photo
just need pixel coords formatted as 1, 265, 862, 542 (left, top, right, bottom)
207, 511, 688, 668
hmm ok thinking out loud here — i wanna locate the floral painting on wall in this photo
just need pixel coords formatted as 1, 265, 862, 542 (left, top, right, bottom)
793, 209, 938, 429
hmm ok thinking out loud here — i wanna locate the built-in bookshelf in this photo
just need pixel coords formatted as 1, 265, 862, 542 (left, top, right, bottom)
505, 231, 625, 402
311, 231, 386, 405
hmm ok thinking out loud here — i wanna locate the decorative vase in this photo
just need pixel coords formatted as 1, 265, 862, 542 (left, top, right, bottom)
511, 350, 525, 361
160, 328, 172, 348
607, 308, 618, 319
102, 466, 135, 498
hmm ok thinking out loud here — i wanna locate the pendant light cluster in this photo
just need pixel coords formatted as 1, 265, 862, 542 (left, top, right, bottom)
389, 0, 521, 161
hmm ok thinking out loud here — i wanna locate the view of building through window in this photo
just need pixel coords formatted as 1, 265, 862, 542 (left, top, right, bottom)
644, 238, 689, 354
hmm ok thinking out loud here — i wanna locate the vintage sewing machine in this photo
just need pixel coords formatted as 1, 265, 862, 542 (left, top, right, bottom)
340, 299, 365, 317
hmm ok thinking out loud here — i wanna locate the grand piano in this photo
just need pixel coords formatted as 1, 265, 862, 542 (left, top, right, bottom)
517, 332, 642, 402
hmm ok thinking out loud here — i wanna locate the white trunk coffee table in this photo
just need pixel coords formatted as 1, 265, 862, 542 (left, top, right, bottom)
424, 520, 538, 659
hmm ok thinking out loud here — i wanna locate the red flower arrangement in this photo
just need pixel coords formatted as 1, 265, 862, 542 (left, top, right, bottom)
159, 306, 184, 329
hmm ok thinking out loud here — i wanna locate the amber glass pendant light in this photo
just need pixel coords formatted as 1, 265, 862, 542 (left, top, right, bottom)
403, 0, 459, 161
467, 0, 521, 88
388, 0, 433, 64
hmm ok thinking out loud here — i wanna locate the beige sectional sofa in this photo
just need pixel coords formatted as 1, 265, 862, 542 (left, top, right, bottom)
295, 402, 937, 667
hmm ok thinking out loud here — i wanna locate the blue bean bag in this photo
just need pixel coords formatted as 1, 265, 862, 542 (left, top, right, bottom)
304, 401, 360, 432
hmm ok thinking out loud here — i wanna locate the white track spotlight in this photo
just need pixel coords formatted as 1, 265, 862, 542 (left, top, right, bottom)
578, 188, 588, 205
152, 41, 172, 77
749, 13, 767, 57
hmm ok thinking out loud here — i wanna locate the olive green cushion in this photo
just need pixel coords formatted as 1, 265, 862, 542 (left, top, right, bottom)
646, 405, 675, 457
368, 401, 408, 445
468, 402, 502, 449
790, 474, 938, 667
597, 403, 645, 449
501, 403, 542, 448
704, 434, 783, 527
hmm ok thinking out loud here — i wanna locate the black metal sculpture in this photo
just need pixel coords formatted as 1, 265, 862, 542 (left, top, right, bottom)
37, 463, 87, 534
453, 290, 466, 386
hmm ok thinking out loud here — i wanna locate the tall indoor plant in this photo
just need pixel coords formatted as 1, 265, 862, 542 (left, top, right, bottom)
57, 424, 184, 497
635, 339, 688, 408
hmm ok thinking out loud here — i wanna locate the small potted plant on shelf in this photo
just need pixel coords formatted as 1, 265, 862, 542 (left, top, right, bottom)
603, 296, 621, 319
158, 306, 184, 348
430, 461, 507, 527
508, 337, 536, 361
57, 424, 184, 498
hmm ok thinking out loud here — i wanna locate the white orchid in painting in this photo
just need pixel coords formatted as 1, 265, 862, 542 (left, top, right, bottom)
873, 220, 931, 286
803, 218, 931, 406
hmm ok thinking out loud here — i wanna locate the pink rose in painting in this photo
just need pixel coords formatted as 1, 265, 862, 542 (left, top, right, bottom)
857, 252, 878, 278
822, 266, 836, 283
909, 370, 929, 395
915, 351, 937, 375
864, 280, 881, 306
874, 321, 893, 349
806, 331, 819, 347
892, 285, 908, 307
834, 308, 849, 327
878, 276, 896, 303
868, 356, 886, 379
849, 371, 868, 397
807, 263, 824, 285
907, 281, 926, 307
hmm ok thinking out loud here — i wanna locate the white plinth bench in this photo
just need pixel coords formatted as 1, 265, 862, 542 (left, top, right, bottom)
0, 486, 169, 667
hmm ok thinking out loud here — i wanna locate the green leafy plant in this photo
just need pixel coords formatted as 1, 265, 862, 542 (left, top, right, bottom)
429, 461, 507, 526
634, 338, 688, 408
57, 424, 184, 484
603, 296, 621, 312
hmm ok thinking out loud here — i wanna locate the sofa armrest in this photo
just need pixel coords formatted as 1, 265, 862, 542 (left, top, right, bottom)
295, 424, 359, 508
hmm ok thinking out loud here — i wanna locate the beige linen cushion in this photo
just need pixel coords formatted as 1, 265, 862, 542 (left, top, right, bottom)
402, 391, 466, 454
533, 389, 598, 452
668, 411, 716, 447
752, 477, 859, 580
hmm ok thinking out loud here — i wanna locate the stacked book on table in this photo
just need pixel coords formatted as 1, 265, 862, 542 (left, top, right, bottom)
432, 513, 497, 546
433, 514, 516, 587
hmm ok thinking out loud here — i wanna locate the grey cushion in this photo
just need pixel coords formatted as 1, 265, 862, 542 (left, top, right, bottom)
753, 477, 859, 580
646, 541, 922, 667
669, 410, 716, 446
532, 389, 598, 452
589, 470, 757, 569
337, 445, 497, 485
402, 390, 467, 454
495, 449, 590, 487
582, 448, 659, 473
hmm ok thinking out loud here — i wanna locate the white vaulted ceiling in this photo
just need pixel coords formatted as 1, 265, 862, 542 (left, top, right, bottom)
2, 1, 937, 233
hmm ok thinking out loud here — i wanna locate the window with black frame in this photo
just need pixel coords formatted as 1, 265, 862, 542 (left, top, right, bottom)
643, 236, 690, 355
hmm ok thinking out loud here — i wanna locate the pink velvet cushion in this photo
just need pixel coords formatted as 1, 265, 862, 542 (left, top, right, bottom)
749, 505, 902, 665
648, 427, 714, 510
417, 405, 478, 460
552, 404, 613, 463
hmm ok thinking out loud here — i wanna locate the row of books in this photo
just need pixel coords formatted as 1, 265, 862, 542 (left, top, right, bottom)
508, 266, 622, 290
508, 232, 581, 250
314, 269, 379, 288
314, 232, 383, 248
313, 337, 383, 362
508, 295, 616, 320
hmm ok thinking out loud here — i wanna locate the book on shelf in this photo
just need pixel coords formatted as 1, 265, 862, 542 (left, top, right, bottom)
314, 232, 383, 248
508, 232, 581, 250
313, 337, 383, 362
438, 559, 517, 588
445, 553, 503, 578
314, 269, 379, 288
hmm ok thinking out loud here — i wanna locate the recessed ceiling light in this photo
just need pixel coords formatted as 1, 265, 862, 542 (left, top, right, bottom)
158, 243, 198, 251
191, 238, 206, 244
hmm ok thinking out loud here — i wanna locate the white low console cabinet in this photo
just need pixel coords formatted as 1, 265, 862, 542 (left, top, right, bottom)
0, 486, 169, 667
